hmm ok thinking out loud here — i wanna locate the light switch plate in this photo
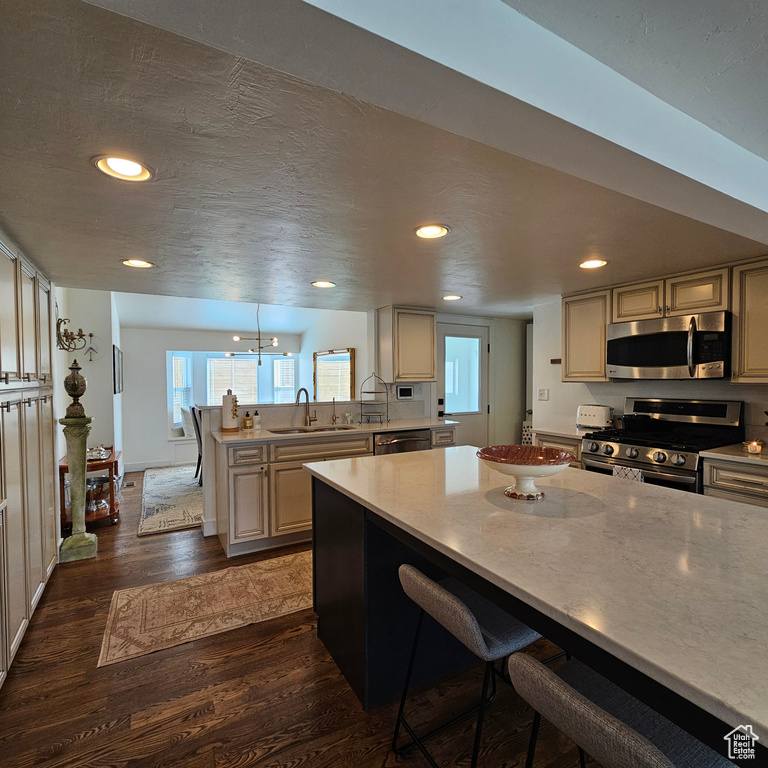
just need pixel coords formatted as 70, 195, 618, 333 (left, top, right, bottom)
537, 388, 550, 401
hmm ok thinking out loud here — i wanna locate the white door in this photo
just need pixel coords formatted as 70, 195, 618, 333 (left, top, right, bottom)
437, 323, 489, 448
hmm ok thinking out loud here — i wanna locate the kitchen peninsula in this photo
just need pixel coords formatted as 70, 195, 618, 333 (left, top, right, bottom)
209, 417, 456, 556
306, 446, 768, 761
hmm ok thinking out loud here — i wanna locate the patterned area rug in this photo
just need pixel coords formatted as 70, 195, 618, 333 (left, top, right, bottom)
98, 550, 313, 666
138, 464, 203, 536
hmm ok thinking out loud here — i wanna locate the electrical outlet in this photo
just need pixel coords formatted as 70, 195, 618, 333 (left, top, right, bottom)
537, 388, 550, 401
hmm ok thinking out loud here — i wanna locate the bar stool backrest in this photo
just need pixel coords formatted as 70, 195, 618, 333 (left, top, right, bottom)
508, 654, 674, 768
398, 564, 490, 660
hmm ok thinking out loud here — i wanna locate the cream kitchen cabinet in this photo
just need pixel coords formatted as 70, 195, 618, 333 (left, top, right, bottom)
430, 426, 456, 447
215, 434, 374, 557
611, 269, 728, 323
37, 277, 52, 383
731, 258, 768, 382
532, 432, 582, 467
561, 290, 610, 382
0, 394, 28, 664
703, 457, 768, 508
269, 461, 312, 536
18, 262, 38, 383
0, 501, 7, 689
0, 243, 21, 386
377, 306, 436, 382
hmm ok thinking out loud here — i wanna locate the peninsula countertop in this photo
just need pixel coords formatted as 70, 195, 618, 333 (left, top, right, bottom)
212, 418, 457, 444
304, 445, 768, 742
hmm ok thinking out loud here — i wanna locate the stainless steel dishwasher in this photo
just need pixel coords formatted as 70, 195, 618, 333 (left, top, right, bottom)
374, 429, 432, 455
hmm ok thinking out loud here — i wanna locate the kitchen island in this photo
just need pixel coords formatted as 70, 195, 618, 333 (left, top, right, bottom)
306, 445, 768, 762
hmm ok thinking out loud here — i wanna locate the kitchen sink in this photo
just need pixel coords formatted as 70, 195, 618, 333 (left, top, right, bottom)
268, 425, 358, 434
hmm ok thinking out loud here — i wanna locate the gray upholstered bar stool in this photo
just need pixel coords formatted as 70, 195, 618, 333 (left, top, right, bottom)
507, 653, 736, 768
393, 564, 541, 768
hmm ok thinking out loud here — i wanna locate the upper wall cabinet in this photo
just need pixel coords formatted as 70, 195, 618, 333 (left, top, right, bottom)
18, 262, 37, 383
562, 290, 610, 382
611, 268, 729, 323
0, 244, 21, 386
611, 279, 663, 323
377, 307, 436, 382
36, 277, 52, 383
732, 259, 768, 383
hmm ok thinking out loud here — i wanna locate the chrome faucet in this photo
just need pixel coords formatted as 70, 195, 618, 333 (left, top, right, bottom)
331, 397, 338, 425
295, 388, 317, 427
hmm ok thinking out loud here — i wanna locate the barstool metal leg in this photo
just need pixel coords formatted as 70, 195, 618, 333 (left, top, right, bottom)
525, 711, 541, 768
469, 661, 494, 768
392, 609, 425, 754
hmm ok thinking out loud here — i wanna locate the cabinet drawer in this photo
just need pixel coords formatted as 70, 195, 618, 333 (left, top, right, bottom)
534, 434, 581, 467
270, 435, 373, 463
228, 444, 267, 466
704, 460, 768, 499
431, 428, 455, 447
704, 486, 768, 509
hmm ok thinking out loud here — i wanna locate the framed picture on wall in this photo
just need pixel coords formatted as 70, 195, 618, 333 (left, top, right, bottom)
113, 345, 123, 394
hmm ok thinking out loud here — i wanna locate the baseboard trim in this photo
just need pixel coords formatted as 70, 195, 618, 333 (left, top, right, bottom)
202, 518, 217, 537
124, 460, 194, 473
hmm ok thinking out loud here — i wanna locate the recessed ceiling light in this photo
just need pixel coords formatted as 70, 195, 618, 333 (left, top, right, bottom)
579, 258, 608, 269
415, 224, 450, 239
92, 155, 155, 182
312, 280, 336, 288
442, 295, 462, 301
121, 258, 155, 269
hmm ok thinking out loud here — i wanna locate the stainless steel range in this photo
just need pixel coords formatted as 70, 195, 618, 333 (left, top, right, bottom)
581, 397, 744, 493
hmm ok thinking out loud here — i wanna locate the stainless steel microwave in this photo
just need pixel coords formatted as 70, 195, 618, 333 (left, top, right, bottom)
606, 311, 730, 379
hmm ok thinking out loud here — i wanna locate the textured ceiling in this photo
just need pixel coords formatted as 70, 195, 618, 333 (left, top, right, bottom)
0, 0, 766, 317
503, 0, 768, 163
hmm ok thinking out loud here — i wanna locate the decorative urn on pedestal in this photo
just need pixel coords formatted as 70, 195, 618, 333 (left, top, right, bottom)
59, 359, 98, 562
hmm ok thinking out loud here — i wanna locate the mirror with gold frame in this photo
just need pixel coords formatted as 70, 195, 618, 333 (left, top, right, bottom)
313, 348, 355, 401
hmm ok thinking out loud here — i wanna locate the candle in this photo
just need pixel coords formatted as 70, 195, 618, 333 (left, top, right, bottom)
748, 441, 762, 455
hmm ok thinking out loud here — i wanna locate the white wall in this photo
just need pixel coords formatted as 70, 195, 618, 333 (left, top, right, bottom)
298, 309, 370, 398
120, 328, 301, 471
54, 287, 118, 450
532, 300, 768, 441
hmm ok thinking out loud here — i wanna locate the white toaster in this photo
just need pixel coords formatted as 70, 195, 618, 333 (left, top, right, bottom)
576, 404, 613, 428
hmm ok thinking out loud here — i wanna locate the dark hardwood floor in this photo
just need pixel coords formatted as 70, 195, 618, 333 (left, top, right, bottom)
0, 471, 589, 767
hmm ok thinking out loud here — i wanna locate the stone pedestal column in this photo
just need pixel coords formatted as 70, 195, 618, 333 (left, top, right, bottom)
59, 360, 97, 562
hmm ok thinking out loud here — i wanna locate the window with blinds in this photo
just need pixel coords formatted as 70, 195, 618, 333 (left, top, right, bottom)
315, 354, 352, 401
207, 358, 258, 405
172, 355, 192, 426
273, 358, 295, 403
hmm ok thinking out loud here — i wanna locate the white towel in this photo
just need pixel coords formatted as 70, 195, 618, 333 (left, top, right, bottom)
612, 465, 644, 482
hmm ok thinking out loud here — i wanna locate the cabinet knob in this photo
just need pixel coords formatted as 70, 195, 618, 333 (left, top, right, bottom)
657, 306, 662, 314
666, 305, 671, 314
0, 372, 9, 384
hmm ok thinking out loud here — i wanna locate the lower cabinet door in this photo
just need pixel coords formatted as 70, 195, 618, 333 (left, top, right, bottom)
228, 465, 268, 543
1, 400, 28, 662
0, 505, 8, 688
38, 395, 57, 578
22, 397, 45, 613
269, 461, 312, 536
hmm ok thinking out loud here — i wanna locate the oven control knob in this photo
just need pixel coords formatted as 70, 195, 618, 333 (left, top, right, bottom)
602, 444, 614, 456
588, 442, 600, 453
653, 451, 667, 463
671, 453, 686, 466
626, 447, 639, 459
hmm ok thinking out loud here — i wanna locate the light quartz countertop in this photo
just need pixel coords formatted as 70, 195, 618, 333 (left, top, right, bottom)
212, 418, 457, 444
700, 443, 768, 467
304, 445, 768, 741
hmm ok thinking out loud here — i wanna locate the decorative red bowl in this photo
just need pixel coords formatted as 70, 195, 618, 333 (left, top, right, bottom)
477, 445, 575, 500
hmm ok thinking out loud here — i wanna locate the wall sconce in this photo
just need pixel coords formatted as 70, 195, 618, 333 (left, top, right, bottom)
56, 316, 93, 353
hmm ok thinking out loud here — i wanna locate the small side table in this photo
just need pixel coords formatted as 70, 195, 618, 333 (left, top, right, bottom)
59, 448, 121, 529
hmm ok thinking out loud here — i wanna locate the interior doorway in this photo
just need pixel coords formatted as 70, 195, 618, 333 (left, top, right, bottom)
437, 323, 489, 447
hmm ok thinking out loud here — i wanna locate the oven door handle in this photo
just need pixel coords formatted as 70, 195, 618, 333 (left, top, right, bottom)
582, 457, 698, 485
687, 315, 697, 378
376, 437, 430, 446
